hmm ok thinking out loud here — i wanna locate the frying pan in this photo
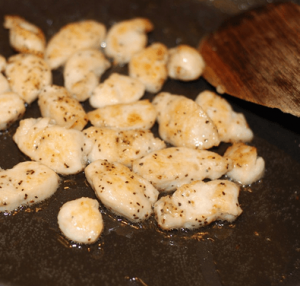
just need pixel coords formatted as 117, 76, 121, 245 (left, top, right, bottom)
0, 0, 300, 285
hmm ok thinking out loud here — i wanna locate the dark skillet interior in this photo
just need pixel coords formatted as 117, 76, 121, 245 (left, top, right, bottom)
0, 0, 300, 286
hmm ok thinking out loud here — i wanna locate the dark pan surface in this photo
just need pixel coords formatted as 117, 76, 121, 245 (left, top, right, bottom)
0, 1, 300, 286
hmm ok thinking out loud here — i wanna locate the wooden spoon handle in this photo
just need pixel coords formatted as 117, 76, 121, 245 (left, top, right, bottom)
199, 2, 300, 117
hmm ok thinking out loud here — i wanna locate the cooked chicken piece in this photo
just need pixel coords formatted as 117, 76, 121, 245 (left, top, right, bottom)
64, 48, 111, 101
132, 147, 232, 192
128, 43, 168, 93
85, 160, 159, 222
224, 142, 265, 185
167, 45, 205, 81
45, 20, 106, 69
57, 197, 104, 244
0, 56, 9, 93
0, 55, 7, 72
13, 118, 91, 175
152, 92, 220, 149
83, 127, 166, 167
0, 92, 25, 130
4, 15, 46, 57
0, 73, 10, 94
195, 91, 254, 143
38, 85, 88, 131
105, 18, 153, 65
5, 53, 52, 104
89, 73, 145, 108
87, 100, 157, 130
0, 161, 60, 212
154, 180, 242, 230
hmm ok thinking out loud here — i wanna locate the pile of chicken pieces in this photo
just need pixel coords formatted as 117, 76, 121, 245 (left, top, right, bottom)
0, 15, 265, 244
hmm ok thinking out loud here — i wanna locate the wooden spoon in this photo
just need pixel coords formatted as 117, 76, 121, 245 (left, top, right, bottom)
199, 2, 300, 117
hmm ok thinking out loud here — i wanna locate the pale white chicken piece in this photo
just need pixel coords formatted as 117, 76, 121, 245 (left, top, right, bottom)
105, 18, 153, 65
87, 99, 157, 130
0, 92, 25, 130
154, 180, 242, 230
167, 45, 205, 81
152, 92, 220, 149
5, 53, 52, 104
13, 118, 91, 175
224, 142, 265, 185
0, 161, 60, 212
0, 56, 9, 94
57, 197, 104, 244
0, 73, 10, 94
132, 147, 232, 192
45, 20, 106, 69
64, 48, 111, 101
85, 160, 159, 222
128, 43, 168, 93
83, 127, 166, 167
89, 73, 145, 108
4, 15, 46, 57
38, 85, 88, 131
196, 91, 254, 143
